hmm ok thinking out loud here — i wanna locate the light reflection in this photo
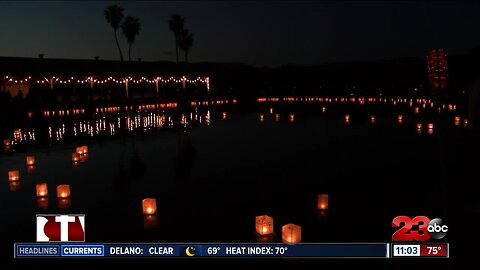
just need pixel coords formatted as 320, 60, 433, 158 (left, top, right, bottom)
37, 197, 48, 210
9, 181, 21, 191
143, 214, 158, 229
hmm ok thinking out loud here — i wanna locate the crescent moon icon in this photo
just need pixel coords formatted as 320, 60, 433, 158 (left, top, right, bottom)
186, 246, 195, 257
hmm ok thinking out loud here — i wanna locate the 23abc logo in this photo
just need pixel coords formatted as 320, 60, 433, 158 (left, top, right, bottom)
392, 216, 448, 241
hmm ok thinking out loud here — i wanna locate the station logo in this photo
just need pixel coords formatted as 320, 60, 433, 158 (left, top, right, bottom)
392, 216, 447, 241
36, 214, 85, 242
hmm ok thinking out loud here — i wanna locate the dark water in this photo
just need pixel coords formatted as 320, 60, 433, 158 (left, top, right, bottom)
0, 101, 475, 267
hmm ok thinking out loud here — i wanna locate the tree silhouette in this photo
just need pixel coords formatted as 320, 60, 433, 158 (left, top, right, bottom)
178, 29, 194, 62
121, 16, 141, 61
104, 5, 124, 61
168, 14, 185, 63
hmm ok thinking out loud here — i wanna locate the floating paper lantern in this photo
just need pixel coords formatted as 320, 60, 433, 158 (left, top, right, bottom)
370, 115, 375, 124
282, 223, 301, 244
58, 198, 71, 209
143, 214, 158, 229
76, 147, 84, 155
79, 153, 88, 163
269, 108, 273, 114
8, 170, 20, 181
345, 115, 350, 124
417, 123, 422, 129
72, 153, 80, 162
322, 107, 326, 113
142, 198, 157, 215
9, 181, 20, 191
255, 215, 274, 236
275, 114, 280, 122
397, 115, 403, 125
37, 197, 48, 209
454, 116, 460, 126
428, 123, 434, 129
259, 114, 264, 122
222, 112, 227, 120
82, 146, 88, 155
289, 114, 295, 122
464, 119, 468, 127
317, 194, 329, 210
56, 185, 71, 198
36, 183, 48, 197
26, 156, 36, 166
4, 139, 11, 147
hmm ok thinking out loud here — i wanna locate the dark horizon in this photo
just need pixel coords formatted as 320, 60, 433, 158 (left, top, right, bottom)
1, 1, 479, 67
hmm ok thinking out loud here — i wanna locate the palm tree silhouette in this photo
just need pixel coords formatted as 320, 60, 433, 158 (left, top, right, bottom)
168, 14, 185, 63
121, 16, 141, 61
178, 29, 194, 62
104, 5, 124, 61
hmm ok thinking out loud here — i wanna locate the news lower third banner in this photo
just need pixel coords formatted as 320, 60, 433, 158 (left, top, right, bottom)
13, 243, 449, 258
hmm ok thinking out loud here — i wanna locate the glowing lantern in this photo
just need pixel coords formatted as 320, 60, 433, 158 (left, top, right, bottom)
454, 116, 460, 126
37, 197, 48, 209
345, 115, 350, 124
143, 214, 158, 229
72, 153, 80, 162
82, 146, 88, 154
428, 123, 434, 129
428, 123, 434, 135
142, 198, 157, 215
290, 114, 295, 123
464, 119, 468, 127
36, 183, 48, 197
222, 112, 227, 120
282, 223, 301, 244
275, 114, 280, 122
370, 115, 375, 124
56, 185, 71, 198
397, 115, 403, 125
76, 147, 84, 155
4, 139, 11, 147
317, 194, 329, 210
255, 215, 274, 236
322, 107, 326, 113
9, 181, 20, 191
269, 108, 273, 114
26, 156, 36, 166
8, 170, 20, 181
58, 198, 71, 209
259, 114, 264, 122
80, 153, 88, 163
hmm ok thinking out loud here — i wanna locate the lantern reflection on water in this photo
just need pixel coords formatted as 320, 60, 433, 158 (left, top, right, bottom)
255, 215, 274, 236
290, 114, 295, 123
27, 165, 36, 174
282, 223, 301, 244
26, 156, 36, 166
397, 115, 403, 125
4, 139, 11, 147
58, 198, 71, 209
143, 214, 158, 229
317, 194, 329, 210
36, 183, 48, 197
8, 170, 20, 181
9, 181, 20, 191
37, 197, 48, 209
345, 115, 350, 124
275, 114, 280, 122
142, 198, 157, 215
56, 185, 71, 198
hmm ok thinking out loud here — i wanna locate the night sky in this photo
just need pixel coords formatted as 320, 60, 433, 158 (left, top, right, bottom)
0, 1, 479, 67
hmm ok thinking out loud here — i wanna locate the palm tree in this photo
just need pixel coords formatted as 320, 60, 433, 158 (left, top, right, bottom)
104, 5, 124, 61
168, 14, 185, 63
121, 16, 141, 61
178, 29, 194, 62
